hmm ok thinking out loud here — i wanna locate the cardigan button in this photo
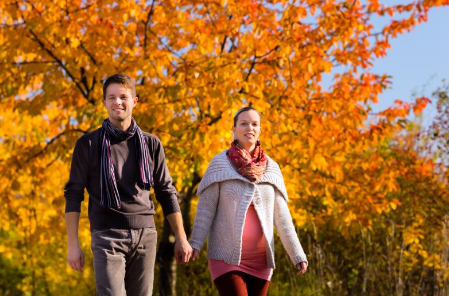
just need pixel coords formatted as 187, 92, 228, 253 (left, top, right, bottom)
254, 199, 261, 205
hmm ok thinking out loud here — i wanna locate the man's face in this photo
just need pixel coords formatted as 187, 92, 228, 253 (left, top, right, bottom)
103, 83, 137, 126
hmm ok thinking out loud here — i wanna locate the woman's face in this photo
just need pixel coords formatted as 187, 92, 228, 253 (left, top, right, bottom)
232, 110, 261, 153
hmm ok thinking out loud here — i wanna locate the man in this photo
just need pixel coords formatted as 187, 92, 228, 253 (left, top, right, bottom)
65, 73, 192, 296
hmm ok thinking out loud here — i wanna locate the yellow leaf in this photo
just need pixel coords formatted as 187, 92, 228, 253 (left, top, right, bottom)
390, 202, 397, 210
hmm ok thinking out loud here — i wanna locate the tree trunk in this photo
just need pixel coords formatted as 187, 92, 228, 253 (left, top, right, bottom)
157, 218, 177, 296
182, 173, 201, 237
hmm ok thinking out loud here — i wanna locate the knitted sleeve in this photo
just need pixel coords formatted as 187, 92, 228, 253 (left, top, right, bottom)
273, 189, 308, 265
189, 182, 220, 251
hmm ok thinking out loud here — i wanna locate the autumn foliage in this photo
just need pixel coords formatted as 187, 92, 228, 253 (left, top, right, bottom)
1, 0, 449, 295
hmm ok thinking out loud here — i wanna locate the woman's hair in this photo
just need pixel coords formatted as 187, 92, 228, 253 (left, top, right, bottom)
233, 106, 261, 127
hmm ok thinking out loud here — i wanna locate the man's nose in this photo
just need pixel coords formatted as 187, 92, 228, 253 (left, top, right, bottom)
111, 97, 122, 104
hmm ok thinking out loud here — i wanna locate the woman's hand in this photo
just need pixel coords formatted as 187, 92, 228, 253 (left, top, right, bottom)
296, 261, 308, 275
192, 248, 200, 261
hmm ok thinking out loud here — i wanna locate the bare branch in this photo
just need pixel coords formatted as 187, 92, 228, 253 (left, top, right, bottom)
143, 0, 156, 57
80, 42, 97, 65
27, 29, 94, 104
207, 114, 222, 126
1, 22, 26, 28
65, 2, 95, 14
244, 56, 257, 82
147, 28, 182, 59
2, 61, 57, 65
255, 45, 280, 59
205, 4, 217, 28
220, 35, 228, 55
25, 128, 88, 163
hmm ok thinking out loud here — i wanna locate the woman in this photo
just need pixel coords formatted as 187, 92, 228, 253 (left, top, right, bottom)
190, 107, 308, 296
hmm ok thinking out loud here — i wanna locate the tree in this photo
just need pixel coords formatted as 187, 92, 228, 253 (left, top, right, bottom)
1, 0, 448, 295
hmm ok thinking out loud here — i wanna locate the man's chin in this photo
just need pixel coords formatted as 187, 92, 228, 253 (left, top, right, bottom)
109, 116, 127, 122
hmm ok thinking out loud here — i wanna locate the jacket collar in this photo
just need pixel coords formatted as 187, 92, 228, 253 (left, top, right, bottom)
197, 150, 289, 201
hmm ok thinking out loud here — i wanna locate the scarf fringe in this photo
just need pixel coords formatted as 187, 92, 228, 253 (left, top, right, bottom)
100, 118, 153, 209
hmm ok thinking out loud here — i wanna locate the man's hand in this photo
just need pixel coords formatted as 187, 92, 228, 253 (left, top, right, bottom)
296, 261, 308, 275
174, 237, 193, 265
66, 212, 84, 273
67, 244, 85, 273
166, 212, 192, 265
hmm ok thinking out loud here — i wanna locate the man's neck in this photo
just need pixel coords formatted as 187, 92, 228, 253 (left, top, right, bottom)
109, 118, 131, 131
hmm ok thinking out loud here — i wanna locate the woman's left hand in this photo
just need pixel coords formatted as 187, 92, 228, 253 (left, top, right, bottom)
295, 261, 308, 275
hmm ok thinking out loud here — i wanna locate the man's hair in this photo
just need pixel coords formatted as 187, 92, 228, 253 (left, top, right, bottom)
233, 106, 261, 127
102, 73, 136, 100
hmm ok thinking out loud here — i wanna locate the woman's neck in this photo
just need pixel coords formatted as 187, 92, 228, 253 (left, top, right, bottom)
241, 143, 256, 155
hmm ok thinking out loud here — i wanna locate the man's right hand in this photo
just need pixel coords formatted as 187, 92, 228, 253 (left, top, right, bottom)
65, 212, 83, 273
67, 244, 85, 273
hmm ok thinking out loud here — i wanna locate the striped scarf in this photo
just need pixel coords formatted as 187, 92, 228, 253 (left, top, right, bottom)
100, 118, 153, 209
227, 140, 268, 182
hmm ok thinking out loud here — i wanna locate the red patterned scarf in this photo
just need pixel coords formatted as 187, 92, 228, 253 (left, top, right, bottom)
227, 141, 268, 182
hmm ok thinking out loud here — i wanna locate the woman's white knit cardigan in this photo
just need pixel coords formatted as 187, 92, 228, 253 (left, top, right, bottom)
190, 150, 308, 269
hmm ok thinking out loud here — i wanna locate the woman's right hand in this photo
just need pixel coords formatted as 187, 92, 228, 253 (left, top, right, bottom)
192, 249, 200, 261
296, 261, 308, 275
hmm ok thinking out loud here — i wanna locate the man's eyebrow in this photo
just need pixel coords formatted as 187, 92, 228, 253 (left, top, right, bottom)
107, 93, 128, 97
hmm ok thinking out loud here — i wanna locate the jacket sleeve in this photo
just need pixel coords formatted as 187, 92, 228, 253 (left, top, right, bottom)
189, 182, 220, 251
64, 137, 89, 213
273, 189, 308, 265
150, 136, 181, 216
